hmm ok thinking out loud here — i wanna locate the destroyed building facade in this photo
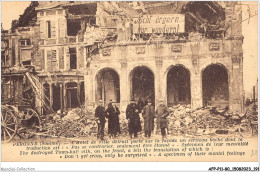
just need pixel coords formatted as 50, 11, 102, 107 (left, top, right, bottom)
1, 1, 244, 114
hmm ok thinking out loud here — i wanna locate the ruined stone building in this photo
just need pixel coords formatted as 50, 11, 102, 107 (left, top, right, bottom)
1, 1, 244, 114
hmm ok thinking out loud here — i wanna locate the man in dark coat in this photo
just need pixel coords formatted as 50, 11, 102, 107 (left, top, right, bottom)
142, 99, 155, 138
95, 100, 106, 140
155, 99, 169, 139
106, 100, 120, 138
126, 98, 141, 138
137, 98, 144, 113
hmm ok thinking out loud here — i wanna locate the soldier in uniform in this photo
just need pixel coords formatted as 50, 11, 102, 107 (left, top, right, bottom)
126, 98, 142, 138
95, 100, 106, 140
155, 99, 169, 139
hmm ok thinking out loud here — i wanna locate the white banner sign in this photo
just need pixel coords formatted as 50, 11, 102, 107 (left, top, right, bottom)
133, 14, 185, 34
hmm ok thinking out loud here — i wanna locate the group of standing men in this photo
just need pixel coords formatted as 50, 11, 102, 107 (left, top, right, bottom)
95, 100, 121, 140
95, 98, 169, 140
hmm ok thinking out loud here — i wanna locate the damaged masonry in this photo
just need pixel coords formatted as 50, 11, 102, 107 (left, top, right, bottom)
2, 1, 256, 140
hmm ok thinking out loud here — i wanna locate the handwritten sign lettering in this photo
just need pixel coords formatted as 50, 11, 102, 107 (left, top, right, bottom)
133, 14, 185, 34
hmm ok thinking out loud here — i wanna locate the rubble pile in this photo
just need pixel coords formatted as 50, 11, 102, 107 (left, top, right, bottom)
119, 116, 129, 136
167, 103, 258, 136
40, 103, 258, 138
42, 108, 98, 138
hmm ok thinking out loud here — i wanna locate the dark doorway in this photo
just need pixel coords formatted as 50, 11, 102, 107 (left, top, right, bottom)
69, 48, 77, 69
167, 66, 191, 106
80, 82, 85, 106
52, 84, 61, 112
66, 82, 79, 108
96, 69, 120, 106
130, 66, 154, 105
202, 64, 229, 107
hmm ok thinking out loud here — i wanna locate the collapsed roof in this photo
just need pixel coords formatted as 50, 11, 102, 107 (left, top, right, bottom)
15, 1, 39, 28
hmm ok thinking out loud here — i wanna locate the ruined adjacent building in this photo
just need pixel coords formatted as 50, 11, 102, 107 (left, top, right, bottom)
1, 1, 244, 114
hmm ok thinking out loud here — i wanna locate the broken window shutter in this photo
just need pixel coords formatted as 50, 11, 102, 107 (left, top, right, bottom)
39, 20, 46, 38
65, 47, 70, 70
47, 50, 52, 72
51, 20, 56, 38
78, 47, 84, 69
58, 18, 66, 38
59, 47, 64, 69
41, 49, 45, 70
52, 50, 58, 71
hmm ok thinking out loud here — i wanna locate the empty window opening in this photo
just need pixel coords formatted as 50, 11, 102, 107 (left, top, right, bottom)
96, 69, 120, 106
67, 19, 81, 36
19, 39, 31, 46
167, 66, 191, 106
47, 21, 51, 38
202, 64, 229, 108
22, 60, 31, 66
52, 84, 61, 112
69, 48, 77, 69
130, 66, 154, 106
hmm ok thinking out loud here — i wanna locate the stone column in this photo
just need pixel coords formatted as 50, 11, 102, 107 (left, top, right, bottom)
161, 71, 167, 105
84, 69, 94, 110
14, 38, 19, 66
59, 83, 63, 114
155, 56, 163, 107
120, 61, 128, 111
63, 82, 67, 111
225, 2, 243, 113
229, 54, 243, 113
49, 83, 53, 109
190, 40, 203, 109
190, 57, 203, 109
77, 82, 81, 105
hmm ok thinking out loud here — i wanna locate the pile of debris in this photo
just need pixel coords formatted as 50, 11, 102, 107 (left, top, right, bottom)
40, 103, 257, 138
167, 103, 258, 136
41, 108, 98, 138
119, 116, 129, 136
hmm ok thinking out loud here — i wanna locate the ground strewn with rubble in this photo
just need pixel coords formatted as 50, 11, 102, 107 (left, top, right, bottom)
7, 102, 256, 140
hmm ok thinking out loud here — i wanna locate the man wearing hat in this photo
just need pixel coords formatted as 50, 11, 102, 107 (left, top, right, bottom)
106, 99, 121, 138
142, 99, 155, 138
95, 100, 106, 140
126, 98, 142, 138
155, 99, 169, 139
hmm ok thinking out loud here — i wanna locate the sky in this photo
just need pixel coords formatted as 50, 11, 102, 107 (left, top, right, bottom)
1, 1, 258, 97
241, 2, 258, 97
1, 1, 31, 30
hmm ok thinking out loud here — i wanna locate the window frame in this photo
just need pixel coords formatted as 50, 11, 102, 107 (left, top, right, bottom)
19, 39, 31, 47
47, 20, 51, 38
